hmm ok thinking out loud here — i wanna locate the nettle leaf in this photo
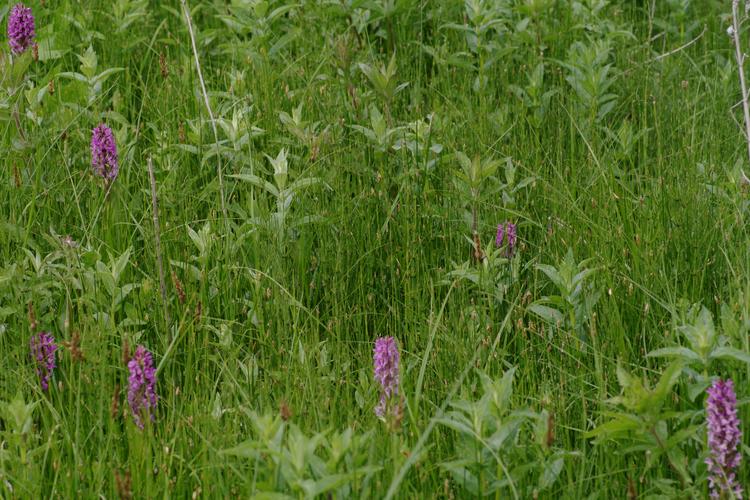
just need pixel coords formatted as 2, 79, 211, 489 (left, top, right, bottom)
539, 457, 564, 490
231, 173, 279, 197
651, 361, 684, 407
527, 303, 564, 324
646, 347, 701, 363
586, 412, 642, 441
479, 367, 515, 413
436, 414, 476, 438
687, 377, 712, 402
710, 346, 750, 364
679, 306, 716, 355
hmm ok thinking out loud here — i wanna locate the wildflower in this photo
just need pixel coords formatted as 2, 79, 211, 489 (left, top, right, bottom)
495, 224, 504, 248
30, 331, 57, 391
7, 3, 35, 56
495, 221, 518, 257
705, 379, 743, 499
373, 336, 399, 418
127, 345, 158, 430
506, 222, 517, 256
91, 124, 119, 182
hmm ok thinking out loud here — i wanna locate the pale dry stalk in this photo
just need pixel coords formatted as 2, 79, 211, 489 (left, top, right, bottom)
180, 0, 228, 224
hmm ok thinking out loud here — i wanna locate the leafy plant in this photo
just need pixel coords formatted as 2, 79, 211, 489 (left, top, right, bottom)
350, 104, 404, 154
647, 304, 750, 400
58, 46, 123, 111
442, 0, 511, 91
221, 410, 380, 498
587, 362, 703, 495
358, 53, 408, 124
437, 368, 574, 497
453, 151, 501, 237
231, 148, 329, 251
559, 39, 617, 125
444, 235, 516, 303
215, 0, 300, 58
509, 62, 558, 129
528, 248, 600, 339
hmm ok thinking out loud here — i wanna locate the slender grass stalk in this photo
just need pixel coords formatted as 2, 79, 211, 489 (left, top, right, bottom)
180, 0, 228, 225
147, 156, 170, 330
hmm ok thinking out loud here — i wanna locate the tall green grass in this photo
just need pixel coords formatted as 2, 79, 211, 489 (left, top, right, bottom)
1, 0, 748, 497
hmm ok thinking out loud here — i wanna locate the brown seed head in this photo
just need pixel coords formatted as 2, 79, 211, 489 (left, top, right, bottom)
122, 339, 131, 366
279, 400, 292, 421
172, 271, 186, 304
111, 384, 121, 420
62, 330, 85, 363
159, 52, 168, 79
115, 469, 132, 500
27, 301, 37, 332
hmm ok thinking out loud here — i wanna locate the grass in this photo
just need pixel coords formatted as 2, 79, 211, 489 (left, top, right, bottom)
1, 0, 749, 497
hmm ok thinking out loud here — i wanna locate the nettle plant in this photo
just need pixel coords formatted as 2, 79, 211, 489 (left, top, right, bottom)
279, 103, 327, 155
221, 410, 380, 498
358, 53, 408, 125
444, 242, 515, 303
528, 248, 601, 339
392, 112, 443, 187
699, 158, 750, 221
453, 151, 500, 238
647, 303, 750, 401
171, 222, 215, 302
437, 368, 574, 498
18, 241, 142, 334
210, 102, 265, 170
214, 0, 300, 59
0, 392, 41, 486
231, 148, 329, 252
559, 39, 618, 127
587, 361, 704, 496
350, 104, 403, 156
509, 62, 559, 130
442, 0, 511, 92
446, 155, 532, 300
58, 45, 123, 113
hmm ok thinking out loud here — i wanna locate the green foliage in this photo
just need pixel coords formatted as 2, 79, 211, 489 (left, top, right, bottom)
528, 248, 600, 339
221, 411, 380, 498
587, 361, 704, 496
648, 303, 750, 400
437, 368, 574, 497
0, 0, 749, 497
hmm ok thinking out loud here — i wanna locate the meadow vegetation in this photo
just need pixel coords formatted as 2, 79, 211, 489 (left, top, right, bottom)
1, 0, 750, 497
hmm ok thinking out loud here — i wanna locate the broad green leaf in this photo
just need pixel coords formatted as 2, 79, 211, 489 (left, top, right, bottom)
585, 413, 641, 439
539, 457, 564, 490
646, 347, 701, 363
528, 303, 564, 324
231, 173, 279, 197
710, 346, 750, 364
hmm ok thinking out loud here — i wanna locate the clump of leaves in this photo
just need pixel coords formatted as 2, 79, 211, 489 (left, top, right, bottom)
437, 368, 575, 497
221, 410, 380, 498
359, 53, 408, 124
509, 63, 558, 129
587, 361, 704, 496
559, 39, 617, 125
231, 148, 330, 252
527, 248, 600, 339
453, 151, 501, 236
647, 303, 750, 401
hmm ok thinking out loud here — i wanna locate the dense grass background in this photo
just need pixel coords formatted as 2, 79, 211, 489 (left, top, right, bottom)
2, 0, 750, 497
